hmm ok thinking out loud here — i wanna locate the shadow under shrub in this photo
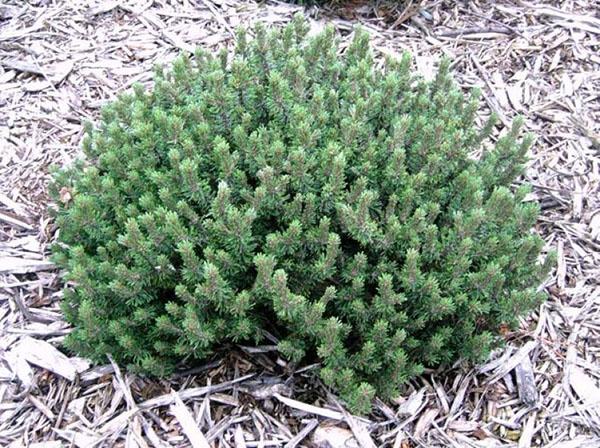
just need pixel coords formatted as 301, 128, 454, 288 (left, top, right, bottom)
51, 15, 551, 413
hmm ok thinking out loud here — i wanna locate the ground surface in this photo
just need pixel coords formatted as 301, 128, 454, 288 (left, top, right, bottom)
0, 1, 599, 447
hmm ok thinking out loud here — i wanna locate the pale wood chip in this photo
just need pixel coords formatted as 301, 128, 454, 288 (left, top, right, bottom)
488, 341, 538, 384
0, 211, 33, 230
515, 355, 538, 407
273, 393, 344, 420
312, 425, 360, 448
139, 374, 254, 409
518, 412, 537, 448
284, 418, 318, 448
87, 0, 120, 16
1, 1, 599, 447
396, 387, 426, 416
449, 375, 471, 416
234, 425, 248, 448
17, 336, 78, 381
28, 393, 55, 420
413, 408, 439, 439
4, 347, 34, 387
170, 392, 211, 448
0, 257, 55, 274
54, 429, 101, 448
569, 367, 600, 415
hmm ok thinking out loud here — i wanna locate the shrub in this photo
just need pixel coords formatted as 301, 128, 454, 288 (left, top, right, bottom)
51, 15, 550, 413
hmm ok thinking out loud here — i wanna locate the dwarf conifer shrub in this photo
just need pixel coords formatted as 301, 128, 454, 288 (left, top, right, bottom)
51, 16, 550, 413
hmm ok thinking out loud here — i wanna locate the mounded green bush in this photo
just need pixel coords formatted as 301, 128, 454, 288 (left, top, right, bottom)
51, 15, 550, 413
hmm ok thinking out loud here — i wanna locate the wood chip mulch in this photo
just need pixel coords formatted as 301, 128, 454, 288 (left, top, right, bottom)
1, 1, 599, 446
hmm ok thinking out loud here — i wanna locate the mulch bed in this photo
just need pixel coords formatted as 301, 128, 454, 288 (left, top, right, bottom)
1, 1, 599, 446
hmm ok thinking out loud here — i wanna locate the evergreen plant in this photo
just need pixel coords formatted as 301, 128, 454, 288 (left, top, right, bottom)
51, 15, 550, 413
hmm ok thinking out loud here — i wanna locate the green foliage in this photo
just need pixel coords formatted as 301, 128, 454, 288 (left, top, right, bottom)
51, 15, 550, 413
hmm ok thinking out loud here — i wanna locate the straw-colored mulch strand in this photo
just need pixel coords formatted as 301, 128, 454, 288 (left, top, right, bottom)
1, 0, 599, 446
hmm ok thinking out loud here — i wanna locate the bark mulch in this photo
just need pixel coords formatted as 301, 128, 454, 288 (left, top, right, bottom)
1, 1, 599, 446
